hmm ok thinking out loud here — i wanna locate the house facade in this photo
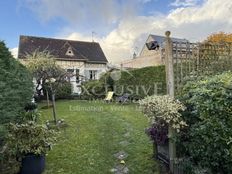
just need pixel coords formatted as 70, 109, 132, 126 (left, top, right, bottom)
18, 35, 108, 94
121, 34, 188, 69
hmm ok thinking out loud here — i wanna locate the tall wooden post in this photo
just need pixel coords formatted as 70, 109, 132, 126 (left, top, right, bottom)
50, 84, 57, 124
46, 90, 50, 108
164, 31, 176, 173
52, 92, 57, 124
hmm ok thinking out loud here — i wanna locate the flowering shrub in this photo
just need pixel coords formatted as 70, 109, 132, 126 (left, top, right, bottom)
140, 95, 187, 133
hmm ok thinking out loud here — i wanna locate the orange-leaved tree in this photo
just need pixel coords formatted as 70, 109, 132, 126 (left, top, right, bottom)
205, 32, 232, 43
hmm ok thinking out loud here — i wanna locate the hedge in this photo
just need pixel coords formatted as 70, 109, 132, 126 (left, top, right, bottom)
81, 80, 106, 100
0, 41, 33, 124
114, 66, 166, 99
81, 66, 166, 100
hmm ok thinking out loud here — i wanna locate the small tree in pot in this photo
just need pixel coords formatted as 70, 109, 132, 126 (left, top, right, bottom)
6, 122, 56, 174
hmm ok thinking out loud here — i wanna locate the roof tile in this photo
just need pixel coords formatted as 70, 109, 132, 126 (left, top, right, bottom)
18, 35, 108, 63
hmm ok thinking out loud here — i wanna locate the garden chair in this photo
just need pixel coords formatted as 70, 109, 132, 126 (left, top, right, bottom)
104, 91, 114, 102
116, 93, 130, 104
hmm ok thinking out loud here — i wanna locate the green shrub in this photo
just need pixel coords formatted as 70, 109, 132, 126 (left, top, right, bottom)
81, 80, 106, 100
0, 125, 7, 146
44, 81, 73, 100
81, 66, 166, 100
139, 95, 187, 132
0, 143, 20, 174
19, 110, 41, 123
99, 71, 115, 90
0, 41, 33, 124
55, 81, 73, 99
24, 102, 38, 111
179, 72, 232, 173
114, 66, 166, 99
0, 121, 55, 174
0, 41, 33, 172
6, 122, 56, 156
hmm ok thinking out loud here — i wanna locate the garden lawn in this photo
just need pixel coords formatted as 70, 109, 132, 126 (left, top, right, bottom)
40, 100, 159, 174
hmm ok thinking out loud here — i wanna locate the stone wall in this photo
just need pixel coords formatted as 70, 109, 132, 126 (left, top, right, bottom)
121, 53, 164, 69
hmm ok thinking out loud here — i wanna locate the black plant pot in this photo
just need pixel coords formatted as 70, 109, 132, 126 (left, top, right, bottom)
20, 154, 45, 174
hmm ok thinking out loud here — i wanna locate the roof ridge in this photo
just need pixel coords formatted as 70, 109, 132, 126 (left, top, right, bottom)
149, 34, 187, 40
20, 35, 100, 44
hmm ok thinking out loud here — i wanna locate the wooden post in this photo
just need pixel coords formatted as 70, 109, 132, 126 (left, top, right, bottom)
52, 92, 57, 124
46, 90, 50, 108
164, 31, 176, 173
50, 83, 57, 124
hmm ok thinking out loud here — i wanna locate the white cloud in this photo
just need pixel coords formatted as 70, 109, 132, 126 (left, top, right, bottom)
167, 0, 232, 24
59, 16, 162, 64
21, 0, 232, 64
10, 47, 18, 58
170, 0, 201, 7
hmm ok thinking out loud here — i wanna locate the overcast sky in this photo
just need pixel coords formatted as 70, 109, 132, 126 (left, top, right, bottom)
1, 0, 232, 63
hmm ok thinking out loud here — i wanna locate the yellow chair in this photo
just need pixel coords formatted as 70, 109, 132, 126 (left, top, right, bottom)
104, 91, 114, 102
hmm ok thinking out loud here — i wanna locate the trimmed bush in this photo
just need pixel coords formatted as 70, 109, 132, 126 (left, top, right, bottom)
81, 80, 106, 100
82, 66, 166, 99
0, 41, 33, 173
81, 66, 166, 100
0, 41, 33, 124
114, 66, 166, 99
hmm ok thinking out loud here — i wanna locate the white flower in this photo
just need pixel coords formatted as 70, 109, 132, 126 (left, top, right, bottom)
139, 95, 187, 132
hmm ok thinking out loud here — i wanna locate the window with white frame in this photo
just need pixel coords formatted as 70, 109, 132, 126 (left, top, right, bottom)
67, 69, 74, 81
89, 70, 97, 80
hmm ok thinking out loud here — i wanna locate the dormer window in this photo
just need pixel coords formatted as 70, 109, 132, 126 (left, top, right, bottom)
66, 47, 74, 56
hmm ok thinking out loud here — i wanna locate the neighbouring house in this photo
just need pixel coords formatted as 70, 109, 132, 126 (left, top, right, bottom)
121, 34, 188, 69
18, 35, 108, 94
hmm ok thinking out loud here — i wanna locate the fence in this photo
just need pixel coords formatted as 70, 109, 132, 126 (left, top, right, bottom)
172, 41, 232, 93
162, 31, 232, 174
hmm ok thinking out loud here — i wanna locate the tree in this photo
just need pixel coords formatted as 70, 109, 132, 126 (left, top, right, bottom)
0, 41, 33, 124
0, 41, 33, 171
205, 32, 232, 43
26, 50, 72, 123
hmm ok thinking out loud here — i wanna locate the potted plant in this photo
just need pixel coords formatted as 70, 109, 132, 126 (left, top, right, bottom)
140, 95, 187, 162
6, 121, 56, 174
145, 122, 168, 145
145, 122, 169, 161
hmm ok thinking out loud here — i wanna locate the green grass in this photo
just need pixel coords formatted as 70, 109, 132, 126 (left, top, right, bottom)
39, 100, 159, 174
